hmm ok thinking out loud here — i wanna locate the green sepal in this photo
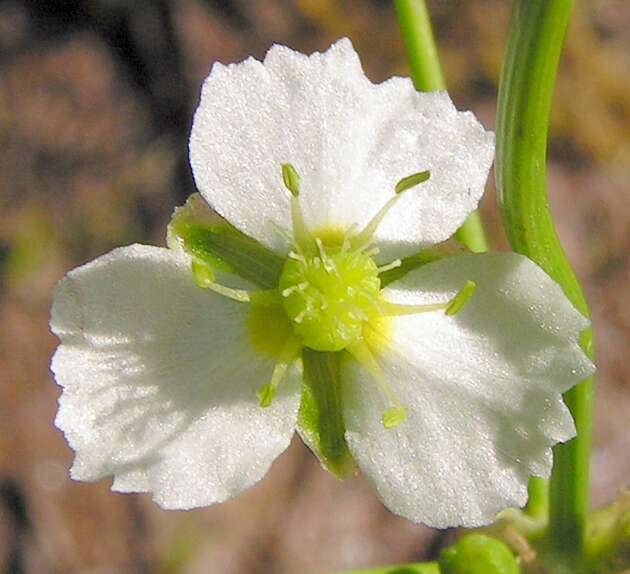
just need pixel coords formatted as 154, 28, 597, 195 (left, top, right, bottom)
379, 238, 468, 287
298, 349, 355, 478
168, 194, 284, 288
439, 534, 520, 574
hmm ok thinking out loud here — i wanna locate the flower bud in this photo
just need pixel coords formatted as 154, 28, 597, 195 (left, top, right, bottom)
439, 534, 519, 574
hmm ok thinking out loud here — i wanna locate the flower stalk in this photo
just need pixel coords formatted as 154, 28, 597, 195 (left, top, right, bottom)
394, 0, 488, 254
496, 0, 595, 561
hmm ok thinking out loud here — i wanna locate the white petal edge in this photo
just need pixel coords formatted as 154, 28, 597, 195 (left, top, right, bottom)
50, 244, 300, 509
189, 37, 494, 262
343, 252, 594, 528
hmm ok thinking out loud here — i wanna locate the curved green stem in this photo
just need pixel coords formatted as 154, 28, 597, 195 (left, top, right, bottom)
394, 0, 488, 253
496, 0, 594, 560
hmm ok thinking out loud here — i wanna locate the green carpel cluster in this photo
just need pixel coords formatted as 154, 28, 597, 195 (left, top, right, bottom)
279, 242, 381, 352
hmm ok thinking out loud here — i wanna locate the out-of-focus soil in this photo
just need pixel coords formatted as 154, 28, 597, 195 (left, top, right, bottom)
0, 1, 628, 572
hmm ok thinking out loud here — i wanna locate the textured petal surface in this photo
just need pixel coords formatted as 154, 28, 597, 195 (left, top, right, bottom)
190, 38, 494, 261
51, 244, 300, 508
343, 252, 594, 527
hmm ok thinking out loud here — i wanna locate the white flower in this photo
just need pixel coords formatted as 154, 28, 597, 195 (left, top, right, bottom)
50, 39, 593, 528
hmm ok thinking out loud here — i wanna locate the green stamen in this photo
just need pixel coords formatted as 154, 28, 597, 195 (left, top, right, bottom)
281, 163, 301, 197
394, 169, 431, 194
256, 381, 277, 408
282, 164, 314, 252
191, 260, 252, 303
256, 337, 302, 407
351, 169, 431, 249
380, 299, 452, 316
347, 341, 407, 429
380, 280, 477, 317
377, 259, 402, 273
445, 280, 477, 316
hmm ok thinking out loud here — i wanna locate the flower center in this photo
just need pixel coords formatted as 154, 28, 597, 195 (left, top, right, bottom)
173, 164, 476, 428
279, 236, 381, 352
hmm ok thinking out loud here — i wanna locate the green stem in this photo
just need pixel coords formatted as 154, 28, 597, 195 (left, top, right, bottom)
525, 477, 548, 521
496, 0, 594, 560
453, 211, 488, 253
394, 0, 488, 253
337, 562, 440, 574
394, 0, 444, 90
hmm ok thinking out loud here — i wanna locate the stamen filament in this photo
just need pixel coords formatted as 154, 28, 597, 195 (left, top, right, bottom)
281, 164, 315, 253
350, 195, 400, 249
380, 280, 477, 317
315, 237, 337, 274
191, 260, 252, 302
269, 221, 295, 245
340, 224, 358, 253
377, 259, 402, 273
204, 283, 251, 303
351, 169, 431, 249
249, 289, 282, 307
380, 300, 449, 316
256, 337, 302, 407
288, 250, 306, 262
347, 342, 407, 429
291, 195, 315, 253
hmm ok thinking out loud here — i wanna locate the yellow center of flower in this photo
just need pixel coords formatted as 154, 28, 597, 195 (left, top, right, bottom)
279, 236, 381, 352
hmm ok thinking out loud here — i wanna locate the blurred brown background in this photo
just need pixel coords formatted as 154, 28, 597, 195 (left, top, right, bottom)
0, 1, 628, 572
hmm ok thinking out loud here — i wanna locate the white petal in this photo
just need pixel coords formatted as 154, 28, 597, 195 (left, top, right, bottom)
190, 38, 494, 261
51, 244, 300, 509
344, 252, 593, 527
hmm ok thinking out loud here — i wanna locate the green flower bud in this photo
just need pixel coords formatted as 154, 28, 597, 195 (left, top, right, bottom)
439, 534, 519, 574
